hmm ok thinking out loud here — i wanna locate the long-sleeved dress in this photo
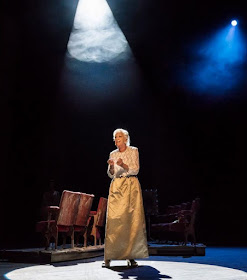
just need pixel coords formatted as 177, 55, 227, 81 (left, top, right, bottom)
104, 146, 149, 260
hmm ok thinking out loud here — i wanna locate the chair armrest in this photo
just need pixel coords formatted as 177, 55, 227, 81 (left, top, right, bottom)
151, 213, 178, 223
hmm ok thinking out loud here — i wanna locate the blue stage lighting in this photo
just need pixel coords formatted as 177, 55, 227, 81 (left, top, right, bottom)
231, 20, 237, 26
178, 22, 247, 96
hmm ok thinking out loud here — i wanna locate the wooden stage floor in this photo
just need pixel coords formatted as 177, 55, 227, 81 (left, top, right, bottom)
1, 243, 205, 264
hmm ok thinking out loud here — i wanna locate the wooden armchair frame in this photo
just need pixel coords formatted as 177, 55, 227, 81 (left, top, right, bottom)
151, 198, 200, 245
36, 190, 93, 250
74, 193, 94, 247
86, 197, 107, 246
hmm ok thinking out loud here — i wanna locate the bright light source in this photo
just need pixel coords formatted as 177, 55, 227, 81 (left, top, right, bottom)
231, 20, 237, 26
67, 0, 129, 63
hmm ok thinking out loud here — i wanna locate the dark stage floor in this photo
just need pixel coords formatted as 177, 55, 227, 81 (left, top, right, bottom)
1, 247, 247, 280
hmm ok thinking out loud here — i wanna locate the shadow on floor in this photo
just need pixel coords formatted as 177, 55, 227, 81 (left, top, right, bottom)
109, 265, 172, 280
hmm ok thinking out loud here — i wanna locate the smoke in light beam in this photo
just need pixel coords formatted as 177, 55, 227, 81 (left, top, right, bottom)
179, 24, 247, 95
67, 0, 129, 63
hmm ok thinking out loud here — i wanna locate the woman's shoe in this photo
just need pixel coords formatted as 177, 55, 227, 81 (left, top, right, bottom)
127, 259, 138, 267
102, 260, 111, 268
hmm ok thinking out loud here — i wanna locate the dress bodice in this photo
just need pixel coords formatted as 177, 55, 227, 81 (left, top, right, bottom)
107, 146, 140, 178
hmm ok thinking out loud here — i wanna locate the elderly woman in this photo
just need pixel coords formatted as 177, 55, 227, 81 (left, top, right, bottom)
103, 128, 149, 268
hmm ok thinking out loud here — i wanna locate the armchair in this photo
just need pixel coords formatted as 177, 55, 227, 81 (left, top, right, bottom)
86, 197, 107, 246
151, 198, 200, 245
36, 190, 81, 249
74, 192, 94, 247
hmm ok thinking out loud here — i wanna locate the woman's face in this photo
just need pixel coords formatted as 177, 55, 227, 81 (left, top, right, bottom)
115, 132, 126, 148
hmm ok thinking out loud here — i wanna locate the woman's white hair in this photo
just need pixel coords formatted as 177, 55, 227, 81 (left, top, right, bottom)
113, 128, 130, 146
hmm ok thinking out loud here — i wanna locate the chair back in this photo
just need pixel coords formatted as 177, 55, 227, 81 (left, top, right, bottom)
74, 193, 94, 226
189, 197, 200, 226
57, 190, 80, 226
96, 197, 108, 227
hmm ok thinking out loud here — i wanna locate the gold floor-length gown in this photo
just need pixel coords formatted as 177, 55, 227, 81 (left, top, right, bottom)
104, 147, 149, 260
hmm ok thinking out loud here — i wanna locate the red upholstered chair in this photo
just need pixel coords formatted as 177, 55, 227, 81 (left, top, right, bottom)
74, 193, 94, 247
86, 197, 108, 246
151, 198, 200, 245
36, 190, 81, 249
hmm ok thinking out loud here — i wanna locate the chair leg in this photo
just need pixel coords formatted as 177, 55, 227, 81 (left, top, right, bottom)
191, 230, 196, 244
75, 233, 79, 247
97, 229, 101, 245
62, 234, 66, 248
45, 235, 50, 250
71, 229, 75, 248
55, 232, 58, 249
83, 232, 87, 247
92, 226, 97, 246
44, 226, 53, 250
184, 232, 188, 245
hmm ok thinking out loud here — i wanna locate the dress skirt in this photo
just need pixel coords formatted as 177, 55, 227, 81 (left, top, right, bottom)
104, 177, 149, 260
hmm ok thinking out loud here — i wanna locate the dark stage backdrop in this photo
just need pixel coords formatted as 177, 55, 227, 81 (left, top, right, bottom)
2, 0, 247, 248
